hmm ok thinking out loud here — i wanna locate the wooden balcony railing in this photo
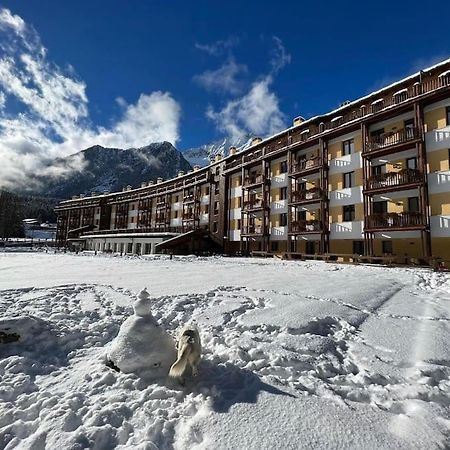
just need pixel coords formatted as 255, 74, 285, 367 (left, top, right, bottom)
242, 199, 265, 210
182, 212, 197, 221
365, 212, 425, 230
241, 225, 264, 235
82, 226, 182, 236
291, 156, 322, 175
289, 220, 322, 233
365, 126, 421, 153
290, 188, 323, 204
365, 168, 424, 191
183, 194, 199, 203
243, 174, 265, 187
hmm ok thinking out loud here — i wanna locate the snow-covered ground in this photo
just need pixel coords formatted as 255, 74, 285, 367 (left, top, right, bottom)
1, 252, 450, 449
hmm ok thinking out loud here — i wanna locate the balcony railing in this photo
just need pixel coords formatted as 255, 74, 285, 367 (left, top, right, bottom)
183, 194, 198, 203
365, 168, 423, 191
289, 220, 322, 233
243, 174, 264, 187
241, 225, 264, 235
365, 212, 425, 230
291, 156, 322, 175
290, 188, 323, 204
242, 199, 265, 211
182, 213, 196, 221
365, 127, 421, 153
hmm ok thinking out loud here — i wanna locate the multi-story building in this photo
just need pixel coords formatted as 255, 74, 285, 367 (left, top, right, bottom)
55, 58, 450, 263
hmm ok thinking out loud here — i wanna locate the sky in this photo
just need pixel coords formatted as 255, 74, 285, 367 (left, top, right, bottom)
0, 0, 449, 190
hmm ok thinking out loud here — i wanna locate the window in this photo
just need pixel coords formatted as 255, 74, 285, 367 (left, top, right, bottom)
127, 243, 133, 253
408, 197, 419, 213
271, 241, 279, 252
131, 216, 134, 223
237, 219, 241, 230
353, 241, 364, 255
297, 210, 306, 221
343, 205, 355, 221
95, 219, 99, 225
135, 243, 141, 255
237, 197, 242, 208
174, 195, 179, 203
214, 201, 219, 215
205, 186, 210, 196
343, 171, 354, 188
280, 213, 288, 226
145, 243, 151, 254
215, 166, 220, 176
371, 128, 384, 139
406, 157, 417, 170
305, 241, 316, 254
446, 106, 450, 126
372, 164, 386, 175
174, 210, 179, 218
382, 240, 393, 255
373, 201, 388, 214
280, 187, 288, 200
214, 183, 220, 195
204, 204, 209, 214
342, 139, 354, 155
213, 222, 218, 233
280, 160, 288, 174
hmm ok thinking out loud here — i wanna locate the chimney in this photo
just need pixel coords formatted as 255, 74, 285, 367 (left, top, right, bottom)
193, 165, 200, 171
91, 192, 97, 197
126, 185, 132, 191
250, 137, 262, 146
141, 181, 147, 188
215, 154, 222, 162
229, 146, 237, 156
148, 180, 154, 186
178, 170, 185, 177
157, 177, 163, 184
72, 195, 79, 200
293, 116, 305, 127
79, 194, 85, 198
122, 186, 127, 192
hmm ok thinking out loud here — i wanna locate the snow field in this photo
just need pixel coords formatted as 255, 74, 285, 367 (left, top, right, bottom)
0, 253, 449, 449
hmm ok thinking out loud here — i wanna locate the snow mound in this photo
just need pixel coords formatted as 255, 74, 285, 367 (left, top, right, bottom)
106, 288, 176, 378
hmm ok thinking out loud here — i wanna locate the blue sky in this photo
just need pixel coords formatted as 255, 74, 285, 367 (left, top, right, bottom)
0, 0, 449, 188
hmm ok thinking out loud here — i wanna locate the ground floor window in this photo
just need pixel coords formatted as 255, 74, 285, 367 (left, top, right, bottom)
135, 243, 141, 255
305, 241, 315, 254
127, 243, 133, 253
382, 240, 393, 255
353, 240, 364, 255
271, 241, 279, 252
145, 243, 151, 254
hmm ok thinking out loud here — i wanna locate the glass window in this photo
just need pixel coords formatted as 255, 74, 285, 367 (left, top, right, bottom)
373, 201, 387, 214
343, 205, 355, 221
408, 197, 419, 213
382, 240, 393, 254
280, 213, 288, 226
280, 187, 288, 200
213, 222, 218, 233
343, 172, 354, 188
406, 157, 417, 170
280, 160, 288, 174
446, 106, 450, 126
127, 243, 133, 253
342, 139, 354, 155
353, 241, 364, 255
372, 164, 386, 175
271, 241, 279, 252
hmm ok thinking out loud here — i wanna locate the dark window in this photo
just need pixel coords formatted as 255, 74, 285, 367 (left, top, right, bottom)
305, 241, 316, 254
271, 241, 279, 252
213, 222, 218, 233
370, 128, 384, 139
237, 219, 241, 229
372, 164, 386, 175
215, 166, 220, 175
343, 171, 354, 188
280, 187, 288, 200
145, 243, 151, 254
280, 160, 288, 174
404, 118, 415, 130
446, 106, 450, 126
205, 186, 210, 196
204, 204, 209, 214
342, 139, 354, 155
280, 213, 288, 226
297, 210, 306, 221
382, 240, 393, 255
353, 241, 364, 255
406, 157, 417, 170
373, 201, 388, 214
408, 197, 419, 213
214, 201, 219, 215
127, 243, 133, 253
343, 205, 355, 221
174, 195, 179, 202
214, 183, 220, 195
174, 210, 178, 218
297, 181, 306, 191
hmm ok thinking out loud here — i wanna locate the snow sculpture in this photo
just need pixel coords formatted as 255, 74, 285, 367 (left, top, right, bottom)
107, 288, 177, 378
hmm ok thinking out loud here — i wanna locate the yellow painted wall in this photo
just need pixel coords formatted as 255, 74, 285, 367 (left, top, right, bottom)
329, 168, 363, 190
231, 175, 242, 188
427, 149, 450, 172
373, 238, 422, 258
429, 192, 450, 215
328, 134, 362, 160
329, 203, 364, 222
431, 238, 450, 260
329, 240, 353, 254
271, 161, 281, 176
424, 108, 448, 131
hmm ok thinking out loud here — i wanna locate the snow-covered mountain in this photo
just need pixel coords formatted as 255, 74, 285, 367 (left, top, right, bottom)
183, 135, 254, 167
31, 142, 192, 199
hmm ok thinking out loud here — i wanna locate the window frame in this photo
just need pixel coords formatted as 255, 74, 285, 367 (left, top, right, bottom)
382, 240, 393, 255
342, 138, 354, 156
343, 204, 355, 222
408, 196, 420, 213
343, 171, 355, 188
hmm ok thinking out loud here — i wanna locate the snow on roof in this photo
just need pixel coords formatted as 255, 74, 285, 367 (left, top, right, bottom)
300, 129, 310, 134
371, 98, 384, 105
393, 88, 408, 96
439, 70, 450, 77
330, 116, 343, 122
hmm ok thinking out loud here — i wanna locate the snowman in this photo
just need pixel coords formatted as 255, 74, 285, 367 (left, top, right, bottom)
107, 288, 177, 379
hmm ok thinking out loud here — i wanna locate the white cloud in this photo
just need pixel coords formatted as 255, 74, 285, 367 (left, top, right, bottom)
206, 76, 286, 141
270, 36, 291, 74
193, 58, 247, 95
195, 36, 239, 56
0, 8, 181, 191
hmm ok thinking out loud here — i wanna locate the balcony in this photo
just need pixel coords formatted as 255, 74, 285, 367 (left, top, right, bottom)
290, 188, 323, 205
364, 127, 421, 155
365, 168, 424, 193
289, 220, 322, 234
241, 225, 265, 236
182, 212, 197, 221
242, 198, 265, 211
243, 174, 265, 188
290, 156, 322, 177
183, 194, 198, 204
365, 212, 425, 231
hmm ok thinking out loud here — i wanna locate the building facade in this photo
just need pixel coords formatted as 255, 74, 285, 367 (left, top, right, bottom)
55, 59, 450, 262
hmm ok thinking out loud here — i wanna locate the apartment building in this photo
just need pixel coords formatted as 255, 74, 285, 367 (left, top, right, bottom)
55, 58, 450, 262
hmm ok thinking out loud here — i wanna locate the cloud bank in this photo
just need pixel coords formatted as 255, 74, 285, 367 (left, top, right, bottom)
0, 8, 181, 191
